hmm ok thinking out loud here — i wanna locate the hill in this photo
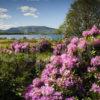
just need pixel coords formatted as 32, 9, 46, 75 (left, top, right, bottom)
0, 26, 56, 34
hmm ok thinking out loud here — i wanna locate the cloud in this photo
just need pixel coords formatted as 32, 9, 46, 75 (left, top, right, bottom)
0, 23, 14, 30
0, 8, 11, 19
19, 6, 38, 18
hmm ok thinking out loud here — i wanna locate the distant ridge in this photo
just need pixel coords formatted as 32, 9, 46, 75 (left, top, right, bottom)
0, 26, 56, 34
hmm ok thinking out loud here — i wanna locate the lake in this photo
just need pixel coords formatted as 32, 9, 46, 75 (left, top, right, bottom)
0, 34, 64, 40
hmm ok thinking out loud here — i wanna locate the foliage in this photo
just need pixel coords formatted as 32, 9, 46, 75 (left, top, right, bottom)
23, 25, 100, 100
0, 39, 53, 54
60, 0, 100, 37
0, 39, 53, 100
0, 32, 24, 35
55, 29, 63, 34
0, 53, 36, 100
36, 39, 53, 53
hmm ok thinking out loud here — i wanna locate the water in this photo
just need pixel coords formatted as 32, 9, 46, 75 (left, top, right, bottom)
0, 34, 64, 40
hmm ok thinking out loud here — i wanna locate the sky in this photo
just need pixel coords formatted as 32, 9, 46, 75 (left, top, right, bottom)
0, 0, 73, 30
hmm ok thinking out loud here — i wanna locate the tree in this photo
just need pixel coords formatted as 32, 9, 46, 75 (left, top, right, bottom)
61, 0, 100, 37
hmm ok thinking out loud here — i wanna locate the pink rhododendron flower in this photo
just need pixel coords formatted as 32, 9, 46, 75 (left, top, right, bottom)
61, 53, 67, 60
89, 25, 99, 35
11, 42, 30, 53
41, 85, 54, 96
87, 67, 97, 72
23, 25, 100, 100
59, 65, 67, 75
51, 55, 62, 65
62, 69, 71, 77
91, 56, 100, 66
67, 43, 77, 54
71, 37, 79, 44
82, 30, 90, 37
78, 38, 87, 49
90, 83, 100, 94
62, 55, 78, 69
32, 78, 43, 87
15, 48, 20, 53
95, 73, 100, 80
21, 43, 29, 49
24, 81, 63, 100
82, 25, 100, 36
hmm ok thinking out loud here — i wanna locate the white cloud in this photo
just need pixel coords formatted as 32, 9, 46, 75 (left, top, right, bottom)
0, 8, 11, 19
0, 23, 14, 30
19, 6, 38, 18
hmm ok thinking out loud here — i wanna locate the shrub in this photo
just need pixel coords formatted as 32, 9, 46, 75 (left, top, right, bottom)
0, 53, 36, 100
23, 25, 100, 100
11, 42, 30, 53
36, 39, 53, 53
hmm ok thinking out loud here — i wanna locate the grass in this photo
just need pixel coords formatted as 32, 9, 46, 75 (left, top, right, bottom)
0, 38, 62, 48
0, 38, 62, 62
36, 51, 52, 62
0, 38, 53, 62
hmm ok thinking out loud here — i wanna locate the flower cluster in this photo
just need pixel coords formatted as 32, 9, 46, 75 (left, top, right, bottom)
11, 41, 29, 53
24, 25, 100, 100
53, 43, 66, 55
90, 83, 100, 94
91, 56, 100, 67
82, 25, 100, 37
0, 39, 53, 54
24, 78, 63, 100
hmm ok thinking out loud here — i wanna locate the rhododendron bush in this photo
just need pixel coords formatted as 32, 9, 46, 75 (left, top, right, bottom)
11, 42, 30, 53
23, 25, 100, 100
0, 39, 53, 54
36, 39, 53, 53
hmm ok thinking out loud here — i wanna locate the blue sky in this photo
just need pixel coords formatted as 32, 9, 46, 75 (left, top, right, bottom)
0, 0, 73, 30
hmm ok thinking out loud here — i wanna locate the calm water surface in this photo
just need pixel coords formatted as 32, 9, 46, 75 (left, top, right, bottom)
0, 34, 64, 40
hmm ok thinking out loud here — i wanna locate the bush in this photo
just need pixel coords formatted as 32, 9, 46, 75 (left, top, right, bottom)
23, 25, 100, 100
0, 53, 36, 100
11, 42, 30, 53
36, 39, 53, 53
